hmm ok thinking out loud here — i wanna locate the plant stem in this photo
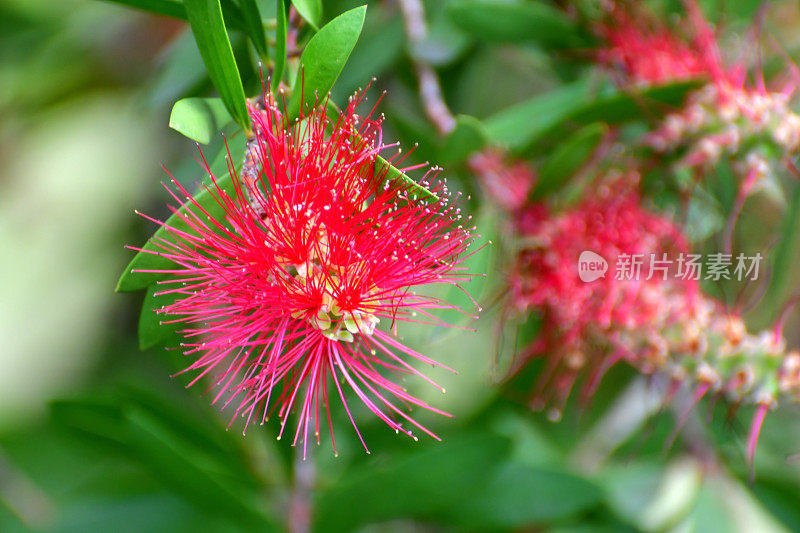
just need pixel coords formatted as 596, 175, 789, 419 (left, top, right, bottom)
288, 445, 315, 533
397, 0, 456, 135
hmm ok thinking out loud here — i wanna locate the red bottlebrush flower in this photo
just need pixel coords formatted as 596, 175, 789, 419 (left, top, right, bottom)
509, 173, 698, 412
597, 3, 709, 85
134, 91, 478, 455
507, 172, 800, 465
600, 1, 800, 229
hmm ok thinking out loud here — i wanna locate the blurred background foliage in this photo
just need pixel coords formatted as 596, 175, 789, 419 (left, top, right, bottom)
3, 0, 800, 531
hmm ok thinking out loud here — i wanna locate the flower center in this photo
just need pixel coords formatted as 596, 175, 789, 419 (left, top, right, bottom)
281, 222, 380, 342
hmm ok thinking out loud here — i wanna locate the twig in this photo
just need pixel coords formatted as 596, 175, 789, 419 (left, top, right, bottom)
288, 445, 315, 533
397, 0, 457, 135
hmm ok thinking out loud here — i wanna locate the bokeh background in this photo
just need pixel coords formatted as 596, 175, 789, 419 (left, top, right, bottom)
3, 0, 800, 531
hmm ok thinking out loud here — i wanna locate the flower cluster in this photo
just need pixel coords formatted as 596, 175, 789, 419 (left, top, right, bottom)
596, 4, 706, 85
647, 83, 800, 190
508, 171, 800, 458
599, 1, 800, 191
509, 172, 698, 413
139, 90, 477, 454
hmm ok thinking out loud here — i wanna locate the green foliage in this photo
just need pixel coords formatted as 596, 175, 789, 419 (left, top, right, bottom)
238, 0, 268, 60
52, 387, 279, 530
12, 1, 800, 532
168, 97, 233, 144
285, 5, 367, 122
757, 181, 800, 325
446, 0, 590, 49
102, 0, 249, 32
487, 78, 703, 154
441, 114, 488, 164
533, 122, 606, 199
272, 0, 289, 91
138, 284, 182, 349
104, 0, 186, 19
184, 0, 251, 132
292, 0, 323, 30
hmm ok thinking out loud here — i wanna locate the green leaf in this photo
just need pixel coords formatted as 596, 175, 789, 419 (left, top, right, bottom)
446, 0, 589, 49
184, 0, 252, 132
272, 0, 288, 92
373, 154, 437, 203
314, 434, 512, 531
50, 398, 129, 450
102, 0, 248, 33
138, 285, 183, 350
238, 0, 268, 59
486, 78, 703, 154
533, 122, 606, 199
485, 79, 592, 152
117, 135, 247, 292
454, 464, 604, 529
291, 0, 322, 30
123, 406, 273, 527
285, 5, 367, 122
755, 181, 800, 326
327, 103, 439, 202
103, 0, 186, 19
169, 97, 234, 144
440, 114, 488, 164
54, 388, 276, 529
571, 79, 705, 124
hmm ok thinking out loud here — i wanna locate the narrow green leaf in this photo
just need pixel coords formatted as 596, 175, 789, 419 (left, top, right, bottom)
447, 0, 589, 49
453, 465, 604, 529
117, 136, 247, 292
486, 78, 703, 154
238, 0, 268, 60
103, 0, 185, 19
169, 97, 234, 144
327, 101, 438, 202
755, 181, 800, 326
50, 398, 129, 450
102, 0, 248, 32
291, 0, 322, 30
124, 406, 276, 528
440, 114, 487, 164
272, 0, 289, 92
184, 0, 251, 132
375, 154, 437, 203
571, 79, 705, 124
533, 122, 606, 199
138, 285, 183, 350
285, 5, 367, 122
51, 387, 273, 517
314, 434, 512, 531
485, 79, 591, 152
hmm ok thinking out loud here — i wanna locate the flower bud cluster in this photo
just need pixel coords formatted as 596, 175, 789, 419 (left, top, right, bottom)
508, 173, 800, 450
648, 83, 800, 188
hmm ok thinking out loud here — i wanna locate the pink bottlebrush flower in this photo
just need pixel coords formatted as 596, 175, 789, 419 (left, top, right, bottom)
133, 90, 478, 455
600, 1, 800, 232
507, 171, 800, 464
508, 173, 698, 412
597, 3, 708, 86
